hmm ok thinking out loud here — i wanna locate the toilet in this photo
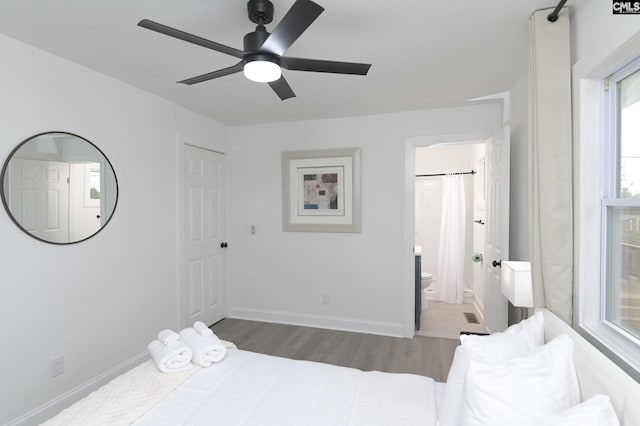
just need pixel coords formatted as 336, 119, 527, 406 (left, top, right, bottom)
422, 273, 474, 302
420, 272, 433, 306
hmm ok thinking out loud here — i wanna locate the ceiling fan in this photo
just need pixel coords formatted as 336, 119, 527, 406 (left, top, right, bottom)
138, 0, 371, 100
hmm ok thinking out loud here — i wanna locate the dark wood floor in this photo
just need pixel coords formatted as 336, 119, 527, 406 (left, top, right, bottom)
211, 318, 459, 382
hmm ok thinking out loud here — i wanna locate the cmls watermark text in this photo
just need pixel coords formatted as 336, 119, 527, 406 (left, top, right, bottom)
613, 1, 640, 14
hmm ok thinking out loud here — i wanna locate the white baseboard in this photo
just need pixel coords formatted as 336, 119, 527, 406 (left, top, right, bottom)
228, 307, 405, 338
472, 296, 485, 322
7, 351, 149, 426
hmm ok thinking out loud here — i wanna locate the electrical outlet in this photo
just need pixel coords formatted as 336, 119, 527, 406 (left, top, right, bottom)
321, 293, 330, 305
51, 355, 64, 378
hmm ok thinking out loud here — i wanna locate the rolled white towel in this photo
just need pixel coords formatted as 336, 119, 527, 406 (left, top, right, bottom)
180, 327, 197, 341
147, 340, 193, 373
179, 328, 227, 367
193, 321, 214, 337
157, 329, 180, 346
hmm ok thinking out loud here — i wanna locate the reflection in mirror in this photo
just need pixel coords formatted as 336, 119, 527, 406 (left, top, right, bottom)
1, 132, 118, 244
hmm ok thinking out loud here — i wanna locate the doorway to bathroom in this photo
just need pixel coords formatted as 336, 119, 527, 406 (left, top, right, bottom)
414, 142, 487, 338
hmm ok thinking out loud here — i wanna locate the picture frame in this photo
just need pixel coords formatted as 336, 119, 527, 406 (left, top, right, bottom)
282, 148, 361, 233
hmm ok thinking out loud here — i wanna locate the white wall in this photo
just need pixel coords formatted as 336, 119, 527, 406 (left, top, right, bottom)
571, 2, 640, 67
226, 105, 502, 337
415, 144, 479, 175
0, 34, 227, 425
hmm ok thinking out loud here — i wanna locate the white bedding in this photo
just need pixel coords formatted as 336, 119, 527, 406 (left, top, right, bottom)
43, 361, 200, 426
133, 349, 438, 426
43, 310, 640, 426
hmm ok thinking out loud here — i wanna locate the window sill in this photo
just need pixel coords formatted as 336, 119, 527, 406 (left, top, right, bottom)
578, 320, 640, 383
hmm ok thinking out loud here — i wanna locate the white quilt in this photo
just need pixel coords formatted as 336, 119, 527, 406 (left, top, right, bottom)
43, 361, 200, 426
134, 349, 438, 426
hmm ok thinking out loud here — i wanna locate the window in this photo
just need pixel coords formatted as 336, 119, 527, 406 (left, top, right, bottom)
603, 61, 640, 342
577, 46, 640, 382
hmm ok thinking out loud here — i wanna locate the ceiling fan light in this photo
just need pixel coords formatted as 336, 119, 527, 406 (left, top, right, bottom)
244, 60, 281, 83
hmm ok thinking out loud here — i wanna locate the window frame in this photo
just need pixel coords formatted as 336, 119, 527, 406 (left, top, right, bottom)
602, 58, 640, 340
577, 43, 640, 382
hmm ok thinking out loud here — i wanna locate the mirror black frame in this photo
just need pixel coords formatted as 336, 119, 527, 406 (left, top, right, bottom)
1, 131, 119, 245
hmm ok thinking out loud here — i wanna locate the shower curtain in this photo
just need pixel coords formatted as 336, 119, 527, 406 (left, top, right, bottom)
435, 174, 466, 304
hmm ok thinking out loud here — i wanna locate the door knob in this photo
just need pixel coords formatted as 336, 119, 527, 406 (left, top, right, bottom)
492, 260, 502, 268
220, 242, 228, 248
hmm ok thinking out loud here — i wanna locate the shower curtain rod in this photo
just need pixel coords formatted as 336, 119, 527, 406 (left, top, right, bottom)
547, 0, 567, 22
415, 170, 476, 178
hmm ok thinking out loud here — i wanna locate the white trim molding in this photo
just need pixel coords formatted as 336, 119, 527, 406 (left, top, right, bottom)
228, 306, 405, 338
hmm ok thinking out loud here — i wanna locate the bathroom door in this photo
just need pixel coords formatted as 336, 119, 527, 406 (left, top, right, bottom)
184, 145, 226, 327
482, 125, 510, 332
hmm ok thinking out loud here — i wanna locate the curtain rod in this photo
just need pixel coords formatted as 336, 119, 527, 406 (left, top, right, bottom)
416, 170, 476, 178
547, 0, 568, 22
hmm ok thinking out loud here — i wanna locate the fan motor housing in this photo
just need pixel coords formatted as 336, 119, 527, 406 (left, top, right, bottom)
244, 28, 270, 52
247, 0, 274, 25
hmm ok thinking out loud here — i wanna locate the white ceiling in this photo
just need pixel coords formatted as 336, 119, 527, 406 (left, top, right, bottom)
0, 0, 569, 126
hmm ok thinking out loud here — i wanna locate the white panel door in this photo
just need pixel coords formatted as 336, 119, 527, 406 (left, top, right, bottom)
8, 159, 69, 243
184, 145, 225, 327
482, 125, 510, 332
68, 163, 101, 241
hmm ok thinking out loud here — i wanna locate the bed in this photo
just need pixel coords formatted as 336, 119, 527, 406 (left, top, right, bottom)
44, 310, 640, 426
543, 310, 640, 425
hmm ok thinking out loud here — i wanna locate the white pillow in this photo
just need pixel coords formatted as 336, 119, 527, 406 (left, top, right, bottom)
542, 394, 620, 426
437, 311, 544, 426
461, 334, 580, 426
502, 309, 545, 346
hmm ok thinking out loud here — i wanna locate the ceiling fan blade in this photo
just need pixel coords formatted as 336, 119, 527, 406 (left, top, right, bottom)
268, 76, 296, 100
259, 0, 324, 56
138, 19, 245, 59
177, 62, 245, 85
280, 57, 371, 75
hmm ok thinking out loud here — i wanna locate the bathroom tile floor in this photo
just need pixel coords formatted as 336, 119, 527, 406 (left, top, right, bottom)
417, 301, 488, 339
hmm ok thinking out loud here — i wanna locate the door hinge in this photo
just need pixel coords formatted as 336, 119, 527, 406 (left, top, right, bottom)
67, 177, 70, 184
604, 76, 610, 92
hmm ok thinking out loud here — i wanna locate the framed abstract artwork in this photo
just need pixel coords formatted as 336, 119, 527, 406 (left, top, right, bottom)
282, 148, 361, 232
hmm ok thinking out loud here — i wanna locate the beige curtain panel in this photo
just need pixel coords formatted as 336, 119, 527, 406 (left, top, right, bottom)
529, 7, 573, 324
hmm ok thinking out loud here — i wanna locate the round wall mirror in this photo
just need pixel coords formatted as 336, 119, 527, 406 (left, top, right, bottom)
1, 131, 118, 244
